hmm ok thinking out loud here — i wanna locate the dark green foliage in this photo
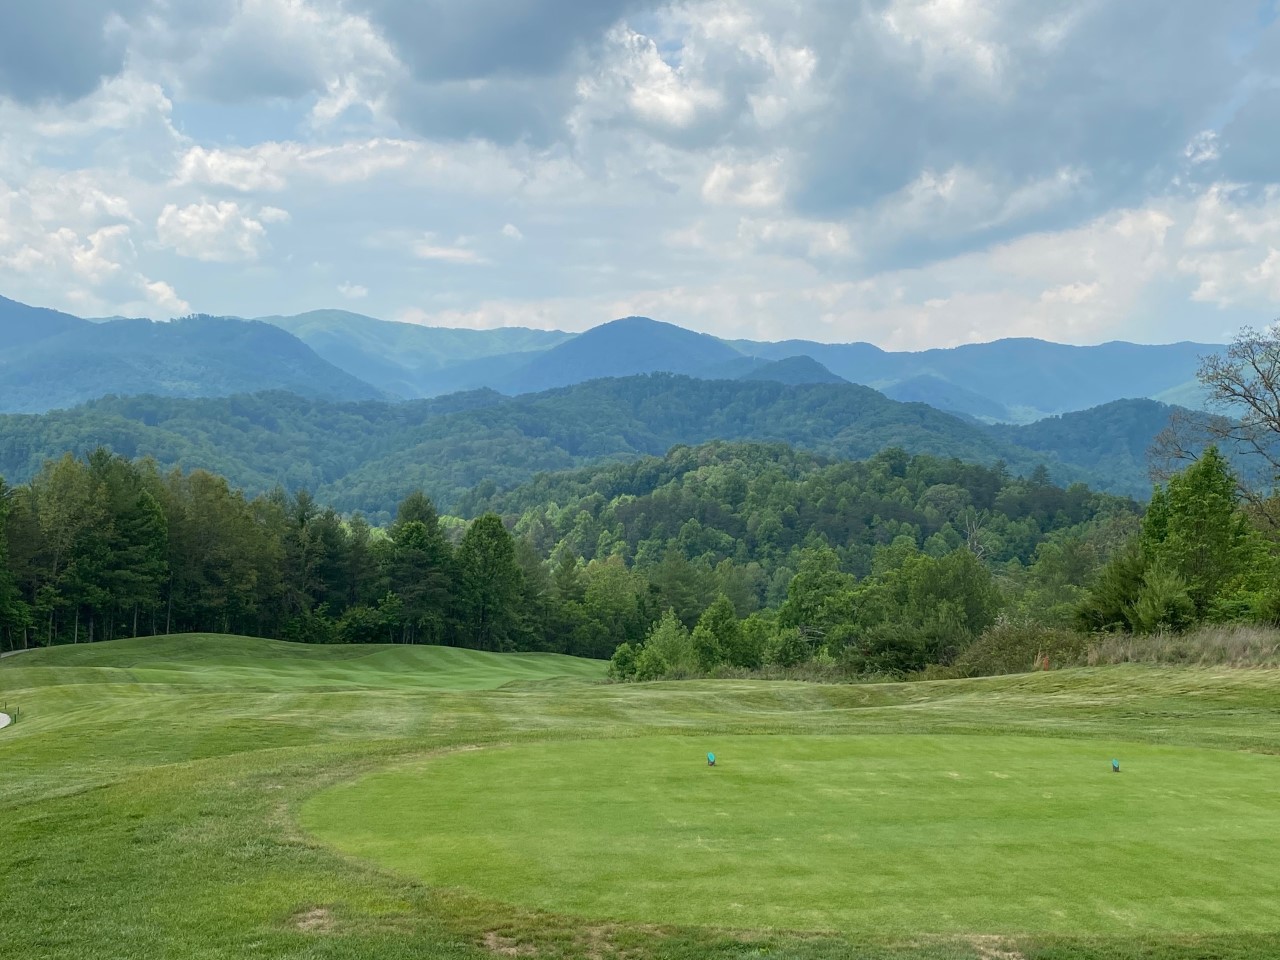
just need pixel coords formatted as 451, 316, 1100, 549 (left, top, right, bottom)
991, 399, 1185, 497
1078, 447, 1266, 633
455, 514, 523, 651
0, 376, 1168, 523
739, 355, 846, 385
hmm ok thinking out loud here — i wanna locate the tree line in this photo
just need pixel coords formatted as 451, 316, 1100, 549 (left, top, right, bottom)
0, 442, 1128, 662
2, 436, 1274, 677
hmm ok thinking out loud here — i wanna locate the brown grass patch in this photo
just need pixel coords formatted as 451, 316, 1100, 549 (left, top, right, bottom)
293, 907, 335, 933
482, 931, 537, 956
967, 934, 1025, 960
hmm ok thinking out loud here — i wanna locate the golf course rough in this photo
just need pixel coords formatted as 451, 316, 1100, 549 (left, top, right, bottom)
302, 734, 1280, 936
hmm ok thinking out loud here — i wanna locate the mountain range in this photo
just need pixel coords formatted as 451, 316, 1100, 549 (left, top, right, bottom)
0, 297, 379, 413
0, 372, 1179, 520
2, 295, 1221, 424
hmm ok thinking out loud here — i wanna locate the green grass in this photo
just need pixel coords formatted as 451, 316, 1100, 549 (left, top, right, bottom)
303, 734, 1280, 936
3, 634, 1280, 960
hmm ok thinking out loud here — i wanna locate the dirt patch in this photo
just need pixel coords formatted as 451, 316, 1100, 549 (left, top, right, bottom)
482, 931, 537, 956
293, 907, 335, 933
968, 935, 1026, 960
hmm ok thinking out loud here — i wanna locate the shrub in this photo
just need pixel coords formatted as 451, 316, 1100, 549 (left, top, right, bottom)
951, 618, 1090, 677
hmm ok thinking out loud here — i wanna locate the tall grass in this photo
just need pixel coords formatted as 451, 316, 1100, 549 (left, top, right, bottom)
1088, 624, 1280, 668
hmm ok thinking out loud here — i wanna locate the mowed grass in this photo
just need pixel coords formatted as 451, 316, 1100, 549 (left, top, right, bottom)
303, 734, 1280, 936
2, 635, 1280, 960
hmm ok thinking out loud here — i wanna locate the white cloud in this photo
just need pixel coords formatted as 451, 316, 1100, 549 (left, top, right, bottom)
738, 216, 854, 259
413, 235, 487, 265
156, 201, 270, 262
1178, 184, 1280, 306
142, 279, 191, 315
2, 1, 1279, 344
702, 158, 784, 207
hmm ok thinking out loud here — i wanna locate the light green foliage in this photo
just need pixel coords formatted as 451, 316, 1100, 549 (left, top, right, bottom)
764, 626, 809, 666
640, 608, 697, 676
691, 594, 743, 670
1151, 447, 1258, 615
778, 545, 856, 640
607, 640, 638, 680
1130, 558, 1197, 634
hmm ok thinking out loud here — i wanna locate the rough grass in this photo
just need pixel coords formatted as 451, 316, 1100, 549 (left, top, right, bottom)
1088, 624, 1280, 668
3, 634, 1280, 960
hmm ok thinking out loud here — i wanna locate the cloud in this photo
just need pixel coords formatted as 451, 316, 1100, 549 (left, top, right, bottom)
0, 0, 149, 104
3, 1, 1280, 344
701, 157, 785, 208
142, 279, 191, 315
1178, 184, 1280, 306
156, 201, 271, 262
412, 236, 488, 265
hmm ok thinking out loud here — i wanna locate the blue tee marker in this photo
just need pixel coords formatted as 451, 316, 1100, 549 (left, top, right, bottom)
1112, 759, 1120, 773
707, 752, 716, 767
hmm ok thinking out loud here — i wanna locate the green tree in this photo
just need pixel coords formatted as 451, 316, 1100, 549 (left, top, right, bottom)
1152, 447, 1257, 616
640, 607, 696, 676
455, 514, 523, 651
691, 594, 743, 671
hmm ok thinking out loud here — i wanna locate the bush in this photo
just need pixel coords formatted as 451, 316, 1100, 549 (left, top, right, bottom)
951, 618, 1090, 677
607, 642, 638, 681
764, 627, 809, 667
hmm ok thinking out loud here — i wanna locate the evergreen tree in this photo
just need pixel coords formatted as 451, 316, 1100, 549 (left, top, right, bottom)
0, 479, 26, 650
455, 514, 523, 651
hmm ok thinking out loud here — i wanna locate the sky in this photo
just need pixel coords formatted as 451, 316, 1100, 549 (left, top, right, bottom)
1, 1, 1279, 348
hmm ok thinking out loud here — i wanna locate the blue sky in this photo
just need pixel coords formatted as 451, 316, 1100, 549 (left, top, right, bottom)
1, 0, 1278, 347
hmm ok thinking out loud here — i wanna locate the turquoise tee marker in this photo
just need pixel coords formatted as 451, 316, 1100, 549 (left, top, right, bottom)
1112, 759, 1120, 773
707, 752, 716, 766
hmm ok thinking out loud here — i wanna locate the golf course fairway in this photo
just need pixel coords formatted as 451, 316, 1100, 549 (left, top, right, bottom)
303, 734, 1280, 935
6, 634, 1280, 959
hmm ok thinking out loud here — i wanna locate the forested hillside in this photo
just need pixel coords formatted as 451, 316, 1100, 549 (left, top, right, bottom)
0, 376, 1169, 521
0, 443, 1135, 661
3, 435, 1272, 680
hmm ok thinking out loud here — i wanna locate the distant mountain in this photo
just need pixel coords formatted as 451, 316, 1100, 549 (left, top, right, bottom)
881, 374, 1011, 422
0, 295, 1226, 423
0, 314, 382, 413
740, 355, 846, 385
737, 337, 1219, 422
0, 295, 88, 350
258, 309, 571, 398
502, 317, 745, 393
987, 398, 1180, 496
261, 308, 1219, 419
0, 374, 1169, 522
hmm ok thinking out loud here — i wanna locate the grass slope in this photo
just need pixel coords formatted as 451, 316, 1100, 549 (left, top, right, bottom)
3, 635, 1280, 960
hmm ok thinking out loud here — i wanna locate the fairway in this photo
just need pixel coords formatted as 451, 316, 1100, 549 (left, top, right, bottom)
304, 734, 1280, 935
6, 635, 1280, 959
